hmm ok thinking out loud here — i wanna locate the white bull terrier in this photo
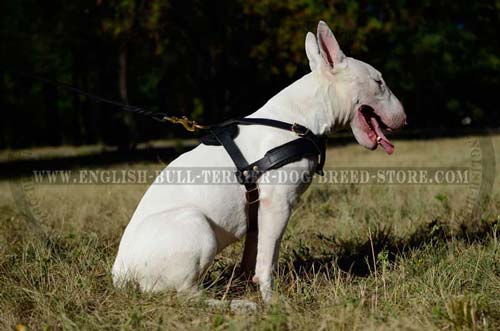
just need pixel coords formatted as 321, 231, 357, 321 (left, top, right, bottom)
112, 21, 406, 303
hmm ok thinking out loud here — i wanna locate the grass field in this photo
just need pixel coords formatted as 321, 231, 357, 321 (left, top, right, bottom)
1, 135, 499, 330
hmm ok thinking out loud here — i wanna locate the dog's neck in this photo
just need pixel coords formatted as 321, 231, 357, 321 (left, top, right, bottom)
254, 71, 351, 135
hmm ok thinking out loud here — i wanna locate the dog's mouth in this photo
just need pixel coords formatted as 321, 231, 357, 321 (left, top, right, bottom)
358, 105, 395, 155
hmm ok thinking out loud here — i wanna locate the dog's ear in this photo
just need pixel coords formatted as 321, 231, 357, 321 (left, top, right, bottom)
305, 32, 323, 71
316, 21, 345, 69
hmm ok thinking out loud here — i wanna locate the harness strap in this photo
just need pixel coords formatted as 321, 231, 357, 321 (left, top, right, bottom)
218, 118, 308, 133
206, 118, 326, 234
212, 128, 260, 232
248, 138, 326, 177
231, 118, 326, 175
244, 183, 260, 233
213, 127, 249, 172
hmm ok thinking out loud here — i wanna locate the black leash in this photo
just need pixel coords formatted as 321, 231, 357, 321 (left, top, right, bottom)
2, 67, 327, 240
0, 68, 207, 129
0, 68, 322, 140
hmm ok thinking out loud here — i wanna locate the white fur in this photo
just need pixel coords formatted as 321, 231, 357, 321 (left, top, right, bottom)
112, 21, 406, 302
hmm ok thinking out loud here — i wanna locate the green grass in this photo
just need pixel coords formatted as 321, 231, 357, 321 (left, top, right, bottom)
1, 135, 500, 330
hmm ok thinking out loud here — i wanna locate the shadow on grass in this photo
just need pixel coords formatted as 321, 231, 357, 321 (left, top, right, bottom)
0, 144, 196, 180
202, 218, 499, 298
289, 218, 499, 278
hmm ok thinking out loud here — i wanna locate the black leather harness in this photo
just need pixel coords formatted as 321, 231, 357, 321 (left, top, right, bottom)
200, 118, 326, 234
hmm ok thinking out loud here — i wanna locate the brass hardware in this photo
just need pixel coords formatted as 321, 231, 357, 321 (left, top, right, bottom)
252, 165, 260, 172
163, 116, 207, 132
292, 123, 309, 136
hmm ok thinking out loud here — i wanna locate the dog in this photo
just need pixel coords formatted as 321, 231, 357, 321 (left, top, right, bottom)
112, 21, 406, 303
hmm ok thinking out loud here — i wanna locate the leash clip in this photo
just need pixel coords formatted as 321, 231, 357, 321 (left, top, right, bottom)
292, 123, 309, 136
163, 116, 207, 132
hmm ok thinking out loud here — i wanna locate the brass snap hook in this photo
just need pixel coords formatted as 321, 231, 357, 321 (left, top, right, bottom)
163, 116, 207, 132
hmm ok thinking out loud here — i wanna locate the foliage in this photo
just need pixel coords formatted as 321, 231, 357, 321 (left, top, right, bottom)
0, 1, 499, 148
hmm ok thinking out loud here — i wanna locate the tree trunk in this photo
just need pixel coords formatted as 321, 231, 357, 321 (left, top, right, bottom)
43, 84, 62, 146
119, 48, 128, 103
71, 52, 83, 146
118, 45, 137, 149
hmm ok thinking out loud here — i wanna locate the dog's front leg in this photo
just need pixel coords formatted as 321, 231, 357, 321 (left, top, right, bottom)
252, 201, 291, 303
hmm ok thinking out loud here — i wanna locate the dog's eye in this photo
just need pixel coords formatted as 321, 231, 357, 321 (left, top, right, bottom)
374, 79, 385, 93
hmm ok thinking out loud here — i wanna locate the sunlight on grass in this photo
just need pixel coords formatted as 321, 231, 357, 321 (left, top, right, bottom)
1, 135, 499, 330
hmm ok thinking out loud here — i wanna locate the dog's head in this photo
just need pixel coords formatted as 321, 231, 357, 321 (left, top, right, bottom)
306, 21, 406, 154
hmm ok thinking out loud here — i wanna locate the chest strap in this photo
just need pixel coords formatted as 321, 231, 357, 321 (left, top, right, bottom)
203, 118, 326, 233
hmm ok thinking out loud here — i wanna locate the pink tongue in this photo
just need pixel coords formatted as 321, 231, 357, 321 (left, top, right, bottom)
370, 117, 394, 155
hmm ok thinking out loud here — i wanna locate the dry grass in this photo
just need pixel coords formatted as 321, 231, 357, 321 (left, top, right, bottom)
1, 135, 499, 330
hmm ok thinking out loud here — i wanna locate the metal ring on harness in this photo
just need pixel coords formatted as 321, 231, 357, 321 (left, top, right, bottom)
200, 118, 327, 234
